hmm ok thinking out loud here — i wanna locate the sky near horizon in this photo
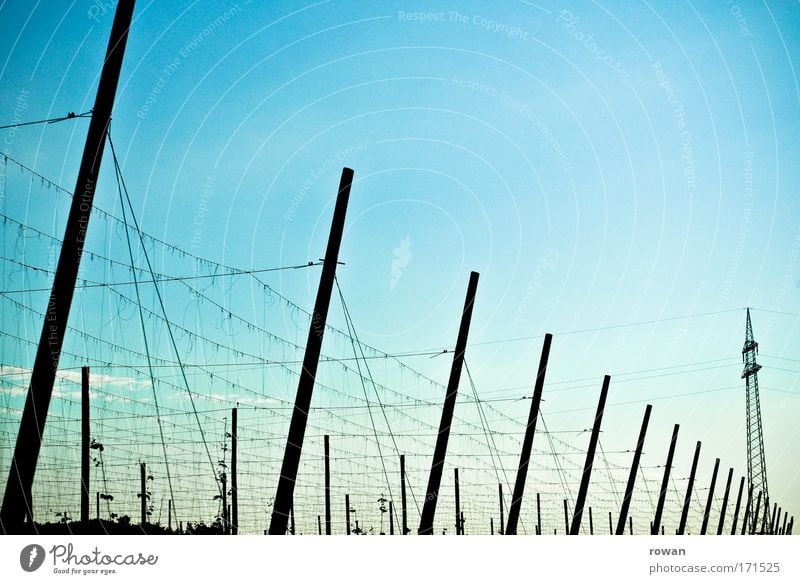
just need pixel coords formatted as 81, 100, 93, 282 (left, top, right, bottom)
1, 0, 799, 534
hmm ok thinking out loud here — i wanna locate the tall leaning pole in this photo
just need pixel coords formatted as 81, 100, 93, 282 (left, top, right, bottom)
0, 0, 137, 533
418, 271, 480, 535
268, 169, 354, 535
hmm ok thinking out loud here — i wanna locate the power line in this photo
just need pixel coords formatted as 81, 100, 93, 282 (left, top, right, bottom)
0, 110, 91, 130
0, 261, 322, 294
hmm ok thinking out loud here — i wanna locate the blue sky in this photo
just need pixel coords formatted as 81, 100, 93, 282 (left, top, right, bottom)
1, 0, 799, 535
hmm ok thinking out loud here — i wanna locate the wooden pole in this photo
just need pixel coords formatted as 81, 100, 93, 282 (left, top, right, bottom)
536, 493, 542, 536
0, 0, 137, 530
751, 491, 762, 535
653, 424, 680, 534
498, 483, 505, 535
454, 468, 461, 535
221, 468, 228, 535
616, 404, 652, 534
717, 468, 734, 535
345, 494, 351, 535
769, 503, 778, 535
678, 440, 701, 535
140, 462, 147, 527
324, 435, 331, 535
730, 476, 745, 535
506, 334, 552, 534
389, 501, 394, 535
418, 271, 480, 534
700, 458, 720, 535
268, 168, 354, 535
400, 454, 408, 535
81, 366, 90, 524
231, 407, 238, 535
570, 375, 610, 535
741, 485, 753, 535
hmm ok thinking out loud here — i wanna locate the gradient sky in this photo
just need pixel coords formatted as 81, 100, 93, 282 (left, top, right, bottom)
1, 0, 799, 535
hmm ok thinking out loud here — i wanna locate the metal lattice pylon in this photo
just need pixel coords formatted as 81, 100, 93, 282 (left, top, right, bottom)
742, 308, 770, 533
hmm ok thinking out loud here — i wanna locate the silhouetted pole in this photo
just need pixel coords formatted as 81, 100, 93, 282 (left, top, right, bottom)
787, 516, 793, 535
345, 494, 350, 535
168, 499, 172, 531
678, 440, 701, 535
717, 468, 733, 535
770, 503, 778, 534
0, 0, 137, 531
490, 517, 494, 535
629, 516, 633, 535
506, 334, 552, 535
731, 476, 745, 535
536, 493, 542, 536
563, 499, 569, 533
588, 507, 594, 535
290, 502, 295, 535
400, 455, 408, 534
96, 492, 100, 521
418, 271, 480, 534
570, 375, 610, 535
389, 501, 394, 535
318, 515, 322, 535
454, 468, 461, 535
140, 462, 147, 526
221, 468, 228, 535
81, 366, 90, 524
324, 435, 331, 535
760, 499, 769, 534
741, 485, 753, 535
268, 168, 354, 535
700, 458, 720, 535
751, 491, 763, 535
652, 424, 680, 535
608, 511, 613, 534
231, 407, 238, 535
460, 511, 465, 535
616, 404, 652, 534
498, 483, 505, 535
781, 511, 788, 535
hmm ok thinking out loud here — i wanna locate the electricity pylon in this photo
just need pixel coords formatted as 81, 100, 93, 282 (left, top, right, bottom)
742, 308, 770, 533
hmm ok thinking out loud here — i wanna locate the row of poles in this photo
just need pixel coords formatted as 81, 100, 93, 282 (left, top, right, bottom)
78, 352, 798, 536
261, 165, 795, 536
76, 161, 793, 535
